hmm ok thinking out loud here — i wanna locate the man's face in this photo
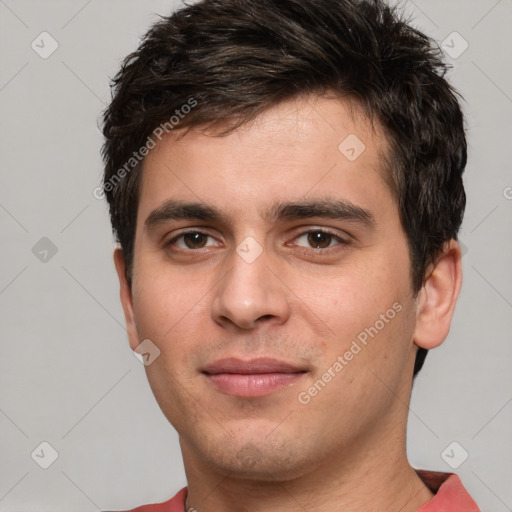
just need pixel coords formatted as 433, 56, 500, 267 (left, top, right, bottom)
121, 95, 420, 480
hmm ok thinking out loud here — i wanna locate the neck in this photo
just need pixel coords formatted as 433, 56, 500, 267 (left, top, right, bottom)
180, 419, 434, 512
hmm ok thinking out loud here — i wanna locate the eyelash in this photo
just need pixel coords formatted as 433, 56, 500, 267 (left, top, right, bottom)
166, 229, 349, 253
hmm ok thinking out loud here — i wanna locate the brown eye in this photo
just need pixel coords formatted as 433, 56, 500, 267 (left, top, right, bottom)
307, 231, 333, 249
295, 230, 346, 250
182, 233, 208, 249
168, 232, 217, 250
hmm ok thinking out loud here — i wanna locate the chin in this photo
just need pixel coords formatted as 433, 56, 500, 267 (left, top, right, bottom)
194, 432, 316, 482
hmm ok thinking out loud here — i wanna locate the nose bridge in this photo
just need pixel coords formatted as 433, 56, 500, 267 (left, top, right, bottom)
211, 236, 290, 329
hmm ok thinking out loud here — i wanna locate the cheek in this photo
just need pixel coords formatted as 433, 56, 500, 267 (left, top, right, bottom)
131, 265, 208, 354
294, 250, 415, 377
293, 261, 400, 332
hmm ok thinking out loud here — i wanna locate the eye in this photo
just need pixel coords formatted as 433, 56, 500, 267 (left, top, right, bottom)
167, 231, 219, 250
293, 230, 348, 250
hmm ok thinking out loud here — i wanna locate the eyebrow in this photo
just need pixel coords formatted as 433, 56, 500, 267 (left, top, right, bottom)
145, 198, 375, 231
270, 199, 375, 227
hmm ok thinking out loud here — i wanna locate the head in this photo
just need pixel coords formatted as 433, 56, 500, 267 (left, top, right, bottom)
101, 0, 466, 481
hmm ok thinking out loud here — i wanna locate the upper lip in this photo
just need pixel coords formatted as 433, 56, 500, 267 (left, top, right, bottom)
202, 357, 306, 375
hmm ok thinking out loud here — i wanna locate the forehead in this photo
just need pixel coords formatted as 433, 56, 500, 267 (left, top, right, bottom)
137, 94, 393, 225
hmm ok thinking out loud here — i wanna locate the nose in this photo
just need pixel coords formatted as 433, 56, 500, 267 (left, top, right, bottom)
210, 241, 291, 331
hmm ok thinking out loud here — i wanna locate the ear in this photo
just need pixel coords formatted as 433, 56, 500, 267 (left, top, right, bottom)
113, 247, 140, 351
413, 240, 463, 350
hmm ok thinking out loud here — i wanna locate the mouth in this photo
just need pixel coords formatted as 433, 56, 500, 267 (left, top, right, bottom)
201, 357, 308, 398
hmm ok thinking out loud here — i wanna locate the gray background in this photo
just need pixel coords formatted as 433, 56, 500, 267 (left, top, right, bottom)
0, 0, 511, 510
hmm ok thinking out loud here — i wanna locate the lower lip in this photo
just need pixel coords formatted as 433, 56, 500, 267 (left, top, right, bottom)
204, 372, 305, 397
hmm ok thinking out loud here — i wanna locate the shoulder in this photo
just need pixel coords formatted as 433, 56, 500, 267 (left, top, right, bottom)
107, 487, 188, 512
416, 470, 480, 511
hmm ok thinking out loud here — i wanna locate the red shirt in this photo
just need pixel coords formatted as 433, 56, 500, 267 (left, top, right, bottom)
118, 470, 479, 512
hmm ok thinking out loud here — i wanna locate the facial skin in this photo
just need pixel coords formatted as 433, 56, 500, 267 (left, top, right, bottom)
114, 94, 462, 512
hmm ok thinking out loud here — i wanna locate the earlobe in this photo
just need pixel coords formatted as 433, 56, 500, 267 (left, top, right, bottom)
413, 240, 463, 350
113, 247, 140, 351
